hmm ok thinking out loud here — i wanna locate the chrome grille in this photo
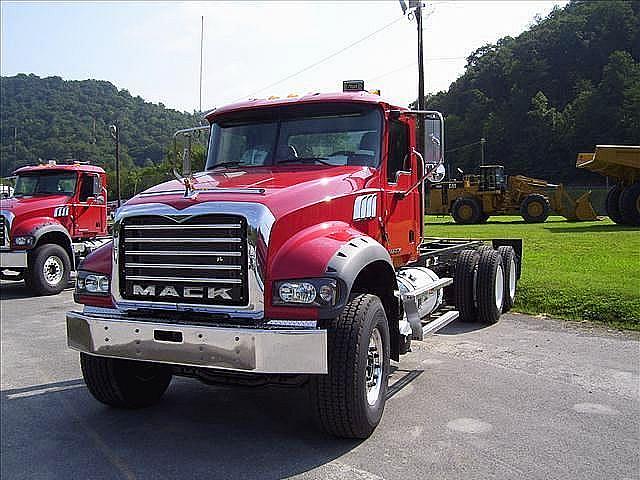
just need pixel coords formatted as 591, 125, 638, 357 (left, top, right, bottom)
120, 215, 248, 306
0, 215, 7, 249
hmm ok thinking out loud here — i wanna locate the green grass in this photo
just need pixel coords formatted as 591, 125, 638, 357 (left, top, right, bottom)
425, 215, 640, 330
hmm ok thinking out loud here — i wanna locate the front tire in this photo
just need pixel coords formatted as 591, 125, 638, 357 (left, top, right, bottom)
520, 194, 550, 223
81, 354, 172, 409
619, 182, 640, 226
605, 185, 625, 224
451, 197, 482, 224
26, 243, 71, 295
311, 294, 390, 439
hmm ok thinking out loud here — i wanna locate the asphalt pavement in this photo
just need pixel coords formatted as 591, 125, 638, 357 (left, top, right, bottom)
1, 280, 638, 480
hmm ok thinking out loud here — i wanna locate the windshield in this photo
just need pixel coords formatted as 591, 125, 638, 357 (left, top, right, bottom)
13, 171, 77, 197
206, 104, 383, 170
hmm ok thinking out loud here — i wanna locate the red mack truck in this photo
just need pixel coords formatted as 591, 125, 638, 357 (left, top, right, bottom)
66, 86, 522, 439
0, 162, 110, 295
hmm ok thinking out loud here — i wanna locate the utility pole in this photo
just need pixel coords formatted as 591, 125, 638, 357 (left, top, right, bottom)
109, 124, 122, 208
199, 16, 204, 113
414, 1, 426, 155
480, 137, 486, 166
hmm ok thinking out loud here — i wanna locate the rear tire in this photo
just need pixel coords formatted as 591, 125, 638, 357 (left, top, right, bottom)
520, 194, 550, 223
605, 185, 626, 224
81, 354, 172, 409
619, 182, 640, 226
452, 197, 482, 224
496, 246, 517, 312
26, 244, 71, 295
311, 294, 390, 439
454, 250, 479, 323
476, 249, 504, 324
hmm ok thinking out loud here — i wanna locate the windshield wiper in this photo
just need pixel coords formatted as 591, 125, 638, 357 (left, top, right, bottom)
208, 161, 247, 170
276, 157, 332, 166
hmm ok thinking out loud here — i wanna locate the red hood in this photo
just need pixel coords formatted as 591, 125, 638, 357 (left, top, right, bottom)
0, 194, 71, 219
127, 166, 378, 218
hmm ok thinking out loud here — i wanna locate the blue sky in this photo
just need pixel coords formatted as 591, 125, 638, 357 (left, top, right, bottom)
2, 1, 566, 112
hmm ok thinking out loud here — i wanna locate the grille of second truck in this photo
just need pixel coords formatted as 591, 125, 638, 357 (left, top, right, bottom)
119, 214, 248, 306
0, 215, 6, 248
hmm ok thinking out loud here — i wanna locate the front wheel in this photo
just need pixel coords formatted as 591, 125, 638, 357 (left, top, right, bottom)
81, 354, 172, 408
520, 194, 550, 223
311, 294, 390, 439
26, 244, 71, 295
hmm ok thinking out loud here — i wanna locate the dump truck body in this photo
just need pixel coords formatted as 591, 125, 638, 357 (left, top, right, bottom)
577, 145, 640, 225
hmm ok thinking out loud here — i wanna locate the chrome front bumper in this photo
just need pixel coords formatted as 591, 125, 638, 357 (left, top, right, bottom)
66, 311, 328, 374
0, 250, 27, 269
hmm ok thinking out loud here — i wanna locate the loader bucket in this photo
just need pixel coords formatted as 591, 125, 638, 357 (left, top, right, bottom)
553, 188, 599, 221
573, 191, 598, 221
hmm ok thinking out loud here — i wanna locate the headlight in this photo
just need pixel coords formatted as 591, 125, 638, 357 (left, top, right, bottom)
76, 270, 110, 295
13, 235, 35, 247
273, 278, 338, 306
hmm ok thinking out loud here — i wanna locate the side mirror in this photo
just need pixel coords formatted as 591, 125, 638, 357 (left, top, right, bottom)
423, 112, 444, 181
173, 125, 210, 178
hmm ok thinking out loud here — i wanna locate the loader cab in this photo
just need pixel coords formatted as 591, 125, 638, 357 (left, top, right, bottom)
479, 165, 506, 192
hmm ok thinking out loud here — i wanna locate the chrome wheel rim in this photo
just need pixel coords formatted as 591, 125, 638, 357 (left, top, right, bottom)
43, 255, 64, 286
509, 258, 517, 300
494, 264, 504, 311
366, 327, 383, 406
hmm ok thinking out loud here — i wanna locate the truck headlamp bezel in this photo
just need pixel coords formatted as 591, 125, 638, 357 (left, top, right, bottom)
12, 235, 35, 248
76, 270, 110, 296
273, 278, 338, 307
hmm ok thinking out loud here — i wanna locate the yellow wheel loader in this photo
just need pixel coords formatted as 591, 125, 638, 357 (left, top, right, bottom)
577, 145, 640, 226
426, 165, 598, 224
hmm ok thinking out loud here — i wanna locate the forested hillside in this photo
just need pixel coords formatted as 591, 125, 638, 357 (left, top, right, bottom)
0, 74, 198, 179
423, 0, 639, 184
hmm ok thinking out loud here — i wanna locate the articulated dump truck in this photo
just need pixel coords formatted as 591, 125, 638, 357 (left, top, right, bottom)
65, 83, 523, 439
577, 145, 640, 226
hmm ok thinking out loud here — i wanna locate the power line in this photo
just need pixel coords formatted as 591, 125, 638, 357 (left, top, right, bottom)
368, 56, 466, 82
230, 14, 406, 103
446, 140, 483, 153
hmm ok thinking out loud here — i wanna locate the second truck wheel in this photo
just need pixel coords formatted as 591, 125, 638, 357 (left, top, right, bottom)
26, 244, 71, 295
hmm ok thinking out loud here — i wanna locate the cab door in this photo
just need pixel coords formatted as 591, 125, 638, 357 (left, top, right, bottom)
382, 116, 421, 267
73, 173, 105, 237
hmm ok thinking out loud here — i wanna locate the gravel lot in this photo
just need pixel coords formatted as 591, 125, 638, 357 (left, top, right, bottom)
1, 281, 638, 480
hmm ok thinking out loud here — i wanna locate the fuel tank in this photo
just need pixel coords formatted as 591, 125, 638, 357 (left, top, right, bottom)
396, 267, 443, 319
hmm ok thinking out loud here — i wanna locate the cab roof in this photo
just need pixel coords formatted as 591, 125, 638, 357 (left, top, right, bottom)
206, 91, 401, 121
13, 163, 106, 175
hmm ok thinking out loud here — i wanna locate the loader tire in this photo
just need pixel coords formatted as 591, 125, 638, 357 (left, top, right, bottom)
452, 197, 482, 224
454, 249, 479, 323
520, 194, 550, 223
26, 243, 71, 295
310, 294, 390, 439
497, 246, 517, 313
81, 353, 172, 409
476, 249, 504, 324
619, 183, 640, 226
605, 185, 626, 224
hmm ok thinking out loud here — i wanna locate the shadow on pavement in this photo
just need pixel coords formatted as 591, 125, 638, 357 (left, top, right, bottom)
1, 377, 361, 479
0, 281, 74, 300
436, 320, 494, 335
